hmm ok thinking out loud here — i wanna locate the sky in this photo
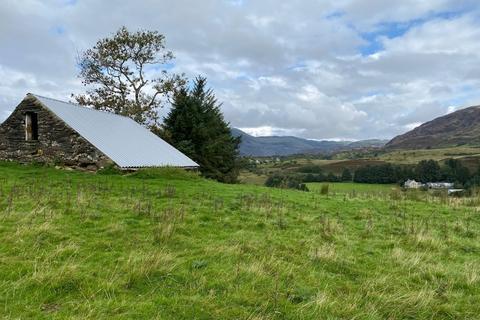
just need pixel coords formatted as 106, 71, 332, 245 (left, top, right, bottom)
1, 0, 480, 140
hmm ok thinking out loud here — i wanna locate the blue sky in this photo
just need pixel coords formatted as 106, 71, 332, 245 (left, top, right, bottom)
359, 8, 474, 56
1, 0, 480, 140
360, 23, 414, 56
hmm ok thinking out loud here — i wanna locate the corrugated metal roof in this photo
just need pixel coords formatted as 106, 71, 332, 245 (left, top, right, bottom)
32, 94, 198, 168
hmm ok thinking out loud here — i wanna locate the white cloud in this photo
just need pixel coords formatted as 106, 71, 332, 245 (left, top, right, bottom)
404, 122, 423, 131
246, 15, 275, 28
240, 126, 305, 137
446, 106, 457, 114
382, 15, 480, 55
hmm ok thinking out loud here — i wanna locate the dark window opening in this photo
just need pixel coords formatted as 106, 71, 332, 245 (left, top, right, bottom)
25, 112, 38, 141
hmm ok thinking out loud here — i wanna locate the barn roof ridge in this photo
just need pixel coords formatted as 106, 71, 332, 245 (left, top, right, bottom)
28, 93, 131, 121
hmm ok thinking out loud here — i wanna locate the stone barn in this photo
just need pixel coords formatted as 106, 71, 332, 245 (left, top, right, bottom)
0, 93, 198, 170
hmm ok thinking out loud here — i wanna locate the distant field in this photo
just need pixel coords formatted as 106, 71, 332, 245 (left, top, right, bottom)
307, 182, 398, 194
316, 159, 387, 174
239, 159, 390, 184
1, 163, 480, 318
379, 146, 480, 164
239, 146, 480, 185
238, 170, 268, 185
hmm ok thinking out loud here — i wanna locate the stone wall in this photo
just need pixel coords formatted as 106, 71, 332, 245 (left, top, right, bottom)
0, 95, 113, 170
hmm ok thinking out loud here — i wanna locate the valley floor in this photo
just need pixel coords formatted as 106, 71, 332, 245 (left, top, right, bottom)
239, 146, 480, 185
0, 163, 479, 319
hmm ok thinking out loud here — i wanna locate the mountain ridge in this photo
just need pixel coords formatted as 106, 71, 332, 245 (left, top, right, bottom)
386, 105, 480, 149
232, 128, 387, 156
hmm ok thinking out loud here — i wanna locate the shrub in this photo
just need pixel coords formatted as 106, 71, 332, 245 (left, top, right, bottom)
265, 173, 309, 191
320, 184, 329, 195
97, 163, 123, 175
296, 165, 324, 174
341, 168, 353, 181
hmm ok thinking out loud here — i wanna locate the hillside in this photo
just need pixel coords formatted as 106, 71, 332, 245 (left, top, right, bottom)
0, 163, 479, 319
232, 128, 387, 156
386, 105, 480, 149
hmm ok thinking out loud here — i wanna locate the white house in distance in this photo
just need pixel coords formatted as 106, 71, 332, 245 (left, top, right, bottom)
426, 182, 454, 189
404, 179, 423, 189
404, 180, 456, 189
404, 179, 463, 195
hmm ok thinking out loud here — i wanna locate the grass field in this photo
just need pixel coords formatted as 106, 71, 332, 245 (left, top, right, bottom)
238, 170, 269, 185
1, 163, 480, 319
307, 182, 398, 195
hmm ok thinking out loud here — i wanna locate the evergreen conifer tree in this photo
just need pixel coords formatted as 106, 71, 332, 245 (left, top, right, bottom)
162, 77, 241, 183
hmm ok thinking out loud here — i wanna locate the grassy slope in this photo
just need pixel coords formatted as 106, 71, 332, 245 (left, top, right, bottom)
307, 182, 398, 194
0, 163, 480, 319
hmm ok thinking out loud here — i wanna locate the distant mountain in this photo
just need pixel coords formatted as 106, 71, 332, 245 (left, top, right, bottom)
386, 105, 480, 149
231, 128, 387, 156
348, 139, 390, 149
